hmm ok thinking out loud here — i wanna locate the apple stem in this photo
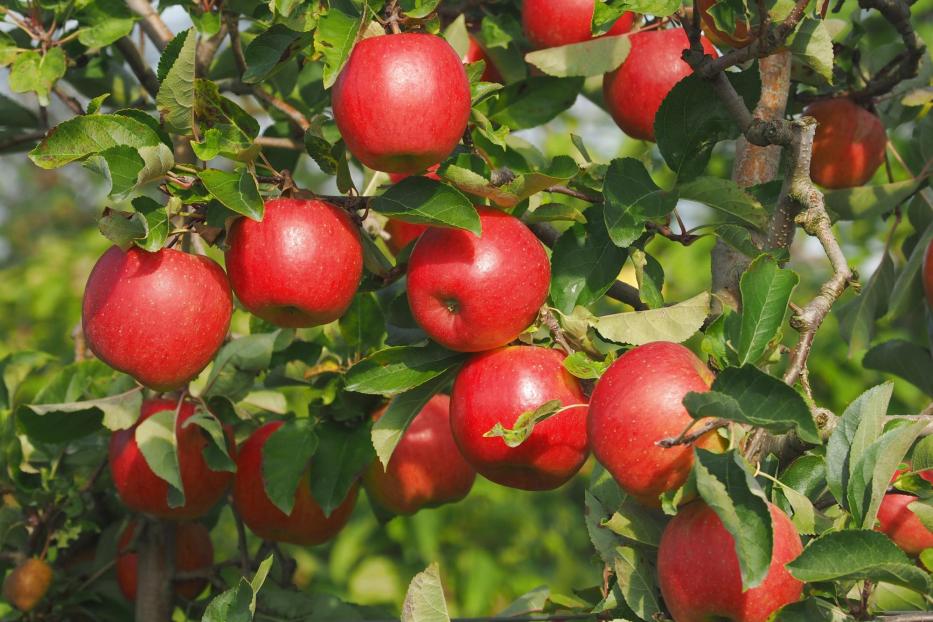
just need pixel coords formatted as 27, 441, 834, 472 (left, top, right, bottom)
656, 418, 729, 448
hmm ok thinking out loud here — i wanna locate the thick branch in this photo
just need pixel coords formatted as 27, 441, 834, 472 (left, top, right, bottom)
115, 36, 161, 99
125, 0, 173, 49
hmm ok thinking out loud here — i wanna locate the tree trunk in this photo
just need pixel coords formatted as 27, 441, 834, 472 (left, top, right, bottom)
711, 51, 793, 311
135, 520, 176, 622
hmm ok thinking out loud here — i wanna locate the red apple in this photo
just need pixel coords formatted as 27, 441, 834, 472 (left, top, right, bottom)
522, 0, 635, 49
876, 493, 933, 556
588, 342, 723, 506
806, 98, 887, 189
406, 207, 550, 352
923, 235, 933, 309
82, 246, 232, 391
2, 558, 52, 612
233, 421, 358, 546
698, 0, 754, 48
658, 501, 804, 622
465, 36, 503, 83
225, 198, 363, 328
450, 346, 589, 491
116, 521, 213, 601
364, 394, 476, 515
332, 34, 471, 174
109, 399, 233, 520
603, 29, 717, 142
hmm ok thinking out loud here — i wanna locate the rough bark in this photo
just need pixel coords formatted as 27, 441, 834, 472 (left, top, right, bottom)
135, 520, 176, 622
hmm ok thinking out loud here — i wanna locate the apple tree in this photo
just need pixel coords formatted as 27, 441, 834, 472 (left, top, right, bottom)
0, 0, 931, 620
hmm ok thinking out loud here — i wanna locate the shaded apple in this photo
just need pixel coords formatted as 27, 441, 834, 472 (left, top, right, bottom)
876, 493, 933, 556
923, 237, 933, 309
2, 558, 52, 612
116, 521, 213, 601
522, 0, 635, 49
109, 398, 233, 520
332, 34, 471, 174
364, 394, 475, 515
465, 36, 503, 83
225, 198, 363, 328
233, 421, 358, 546
806, 98, 887, 189
406, 207, 550, 352
603, 29, 716, 142
658, 501, 804, 622
450, 346, 588, 490
82, 246, 232, 391
588, 342, 722, 506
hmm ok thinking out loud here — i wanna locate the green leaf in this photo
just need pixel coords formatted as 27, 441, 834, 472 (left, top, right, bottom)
478, 77, 584, 130
655, 69, 760, 181
837, 253, 895, 356
694, 449, 773, 590
786, 530, 932, 594
345, 343, 465, 396
372, 369, 454, 468
735, 255, 799, 366
684, 365, 820, 444
715, 223, 766, 258
631, 249, 665, 309
602, 497, 666, 548
825, 384, 893, 508
591, 291, 710, 346
339, 293, 385, 350
484, 400, 563, 448
313, 3, 364, 89
371, 177, 480, 234
399, 0, 441, 18
888, 219, 933, 319
525, 35, 631, 78
613, 545, 660, 620
602, 157, 678, 248
91, 145, 145, 198
97, 197, 171, 251
847, 419, 927, 529
157, 29, 197, 134
243, 25, 303, 84
562, 351, 612, 380
912, 435, 933, 471
441, 14, 470, 57
773, 597, 859, 622
76, 0, 135, 49
9, 48, 67, 107
908, 499, 933, 531
549, 204, 629, 313
824, 180, 920, 222
202, 555, 273, 622
308, 421, 373, 517
198, 169, 264, 221
261, 418, 318, 515
25, 387, 142, 432
401, 563, 450, 622
526, 203, 587, 224
677, 177, 768, 229
863, 340, 933, 396
202, 331, 290, 400
788, 17, 834, 83
595, 0, 680, 24
136, 408, 185, 508
29, 114, 175, 188
183, 410, 236, 473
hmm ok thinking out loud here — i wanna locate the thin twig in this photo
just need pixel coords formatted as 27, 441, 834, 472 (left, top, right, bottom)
657, 418, 730, 448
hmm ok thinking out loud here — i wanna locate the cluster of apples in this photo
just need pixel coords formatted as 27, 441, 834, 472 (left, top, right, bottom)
68, 2, 920, 618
